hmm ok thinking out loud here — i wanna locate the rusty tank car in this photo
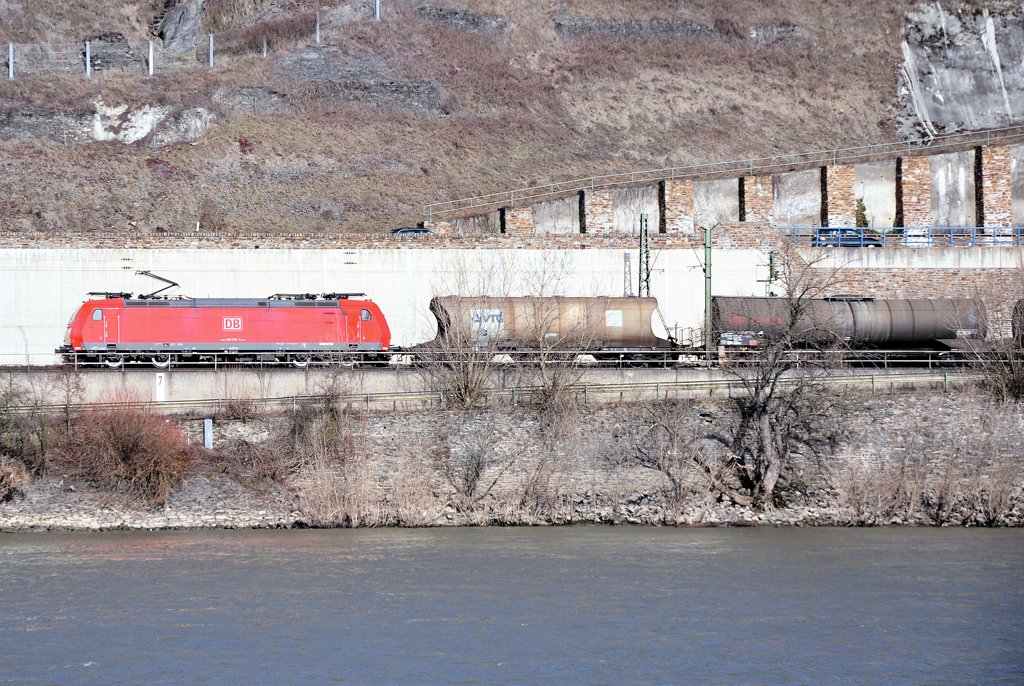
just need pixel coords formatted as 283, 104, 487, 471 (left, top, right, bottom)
712, 296, 985, 349
425, 296, 676, 356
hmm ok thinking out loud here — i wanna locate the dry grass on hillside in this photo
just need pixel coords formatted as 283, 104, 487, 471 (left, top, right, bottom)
0, 0, 924, 232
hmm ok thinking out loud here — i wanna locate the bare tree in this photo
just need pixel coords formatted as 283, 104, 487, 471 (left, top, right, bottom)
700, 245, 848, 508
610, 402, 709, 518
417, 255, 517, 408
515, 252, 601, 413
429, 414, 514, 510
967, 270, 1024, 401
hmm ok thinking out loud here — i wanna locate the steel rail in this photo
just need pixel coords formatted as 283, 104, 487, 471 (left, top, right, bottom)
422, 125, 1024, 221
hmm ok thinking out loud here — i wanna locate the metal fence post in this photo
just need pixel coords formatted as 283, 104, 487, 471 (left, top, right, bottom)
148, 40, 154, 76
208, 33, 214, 67
85, 40, 91, 77
7, 44, 12, 80
315, 10, 321, 43
375, 0, 381, 20
262, 36, 268, 58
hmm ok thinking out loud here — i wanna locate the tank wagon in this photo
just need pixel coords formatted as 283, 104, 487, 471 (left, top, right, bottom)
57, 293, 391, 368
712, 296, 984, 350
424, 296, 676, 360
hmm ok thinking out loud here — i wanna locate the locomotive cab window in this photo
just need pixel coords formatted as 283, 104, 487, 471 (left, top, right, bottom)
92, 309, 103, 321
361, 309, 371, 321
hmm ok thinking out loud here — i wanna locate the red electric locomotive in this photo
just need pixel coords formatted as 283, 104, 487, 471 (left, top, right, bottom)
57, 277, 391, 368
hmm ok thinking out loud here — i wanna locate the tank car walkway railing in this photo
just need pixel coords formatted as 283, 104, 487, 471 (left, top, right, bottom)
422, 125, 1024, 221
4, 370, 979, 417
786, 226, 1024, 248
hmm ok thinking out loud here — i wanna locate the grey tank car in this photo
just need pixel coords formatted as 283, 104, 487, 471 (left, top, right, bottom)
712, 296, 985, 349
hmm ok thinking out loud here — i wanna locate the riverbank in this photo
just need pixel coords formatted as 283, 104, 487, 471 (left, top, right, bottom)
2, 390, 1022, 531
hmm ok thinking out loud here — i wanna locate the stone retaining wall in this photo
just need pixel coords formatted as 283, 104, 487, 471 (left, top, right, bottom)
2, 390, 1020, 531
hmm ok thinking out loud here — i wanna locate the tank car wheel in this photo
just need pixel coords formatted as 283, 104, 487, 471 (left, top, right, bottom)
150, 354, 172, 369
103, 354, 125, 369
622, 353, 647, 368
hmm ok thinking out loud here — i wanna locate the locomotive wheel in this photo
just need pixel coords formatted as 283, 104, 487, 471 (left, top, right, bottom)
291, 355, 311, 369
103, 354, 125, 369
150, 354, 172, 369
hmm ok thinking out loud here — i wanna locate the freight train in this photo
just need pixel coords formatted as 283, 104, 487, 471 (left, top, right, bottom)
56, 280, 986, 368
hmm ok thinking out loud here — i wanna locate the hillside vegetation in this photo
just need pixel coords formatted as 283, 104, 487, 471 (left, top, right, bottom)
0, 0, 930, 233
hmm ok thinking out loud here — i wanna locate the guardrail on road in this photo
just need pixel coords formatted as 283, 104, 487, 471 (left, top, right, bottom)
423, 125, 1024, 221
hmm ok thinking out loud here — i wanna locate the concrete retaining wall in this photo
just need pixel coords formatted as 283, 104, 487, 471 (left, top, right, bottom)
930, 150, 976, 227
855, 161, 897, 228
773, 169, 822, 226
0, 247, 769, 365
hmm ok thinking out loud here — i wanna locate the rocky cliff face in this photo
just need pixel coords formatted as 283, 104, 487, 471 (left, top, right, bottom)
900, 2, 1024, 136
155, 0, 205, 57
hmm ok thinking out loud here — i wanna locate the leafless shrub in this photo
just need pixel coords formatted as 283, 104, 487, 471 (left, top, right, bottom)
0, 377, 68, 476
609, 402, 711, 520
285, 399, 379, 525
293, 458, 387, 527
430, 415, 514, 511
968, 453, 1023, 526
213, 12, 318, 55
66, 406, 196, 506
197, 197, 230, 232
285, 400, 361, 471
418, 255, 518, 408
959, 409, 1024, 526
966, 274, 1024, 402
220, 397, 260, 422
836, 442, 929, 526
221, 437, 292, 482
389, 457, 441, 527
0, 457, 31, 502
837, 405, 1024, 526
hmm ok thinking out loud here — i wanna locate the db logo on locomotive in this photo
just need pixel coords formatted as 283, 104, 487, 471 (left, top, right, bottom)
222, 316, 244, 331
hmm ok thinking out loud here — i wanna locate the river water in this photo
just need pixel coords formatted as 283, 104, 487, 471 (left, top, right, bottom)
1, 527, 1021, 685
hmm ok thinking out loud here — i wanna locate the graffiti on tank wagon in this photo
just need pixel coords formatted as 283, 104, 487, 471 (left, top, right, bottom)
470, 309, 504, 342
470, 309, 504, 327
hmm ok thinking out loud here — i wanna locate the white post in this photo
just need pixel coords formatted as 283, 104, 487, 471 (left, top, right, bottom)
375, 0, 381, 20
262, 35, 267, 58
148, 40, 154, 76
85, 40, 91, 78
315, 10, 321, 43
7, 44, 12, 80
208, 33, 214, 67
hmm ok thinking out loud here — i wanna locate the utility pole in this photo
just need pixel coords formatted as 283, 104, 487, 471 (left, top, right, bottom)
704, 226, 713, 368
623, 252, 632, 297
638, 213, 651, 297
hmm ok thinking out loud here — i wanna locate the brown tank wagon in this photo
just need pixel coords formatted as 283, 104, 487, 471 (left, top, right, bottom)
424, 296, 676, 353
712, 296, 986, 349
